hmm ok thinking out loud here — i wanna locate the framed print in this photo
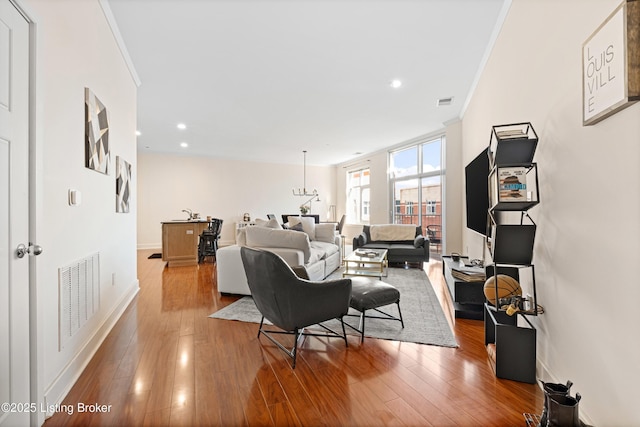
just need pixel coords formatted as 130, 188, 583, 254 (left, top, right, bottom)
116, 156, 131, 213
582, 0, 640, 125
85, 88, 111, 173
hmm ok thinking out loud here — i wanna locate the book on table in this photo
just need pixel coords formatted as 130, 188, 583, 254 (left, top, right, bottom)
354, 249, 380, 258
451, 266, 486, 282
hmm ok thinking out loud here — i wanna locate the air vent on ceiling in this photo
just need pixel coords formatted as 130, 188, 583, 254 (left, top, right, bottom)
437, 97, 454, 106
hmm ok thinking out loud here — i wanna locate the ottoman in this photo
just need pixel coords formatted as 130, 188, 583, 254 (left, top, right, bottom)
347, 277, 404, 342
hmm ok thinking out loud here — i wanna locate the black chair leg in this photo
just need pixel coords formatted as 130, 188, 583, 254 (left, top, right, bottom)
340, 318, 349, 348
292, 328, 299, 368
258, 317, 265, 338
397, 301, 405, 328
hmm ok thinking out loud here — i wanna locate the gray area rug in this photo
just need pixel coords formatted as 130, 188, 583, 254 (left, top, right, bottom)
210, 268, 458, 348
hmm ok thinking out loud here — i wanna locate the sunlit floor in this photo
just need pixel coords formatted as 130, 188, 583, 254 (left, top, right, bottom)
43, 250, 542, 426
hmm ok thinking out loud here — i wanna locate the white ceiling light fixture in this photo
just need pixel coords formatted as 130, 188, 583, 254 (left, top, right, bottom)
177, 123, 186, 130
390, 79, 403, 89
136, 130, 141, 136
292, 150, 319, 198
293, 151, 320, 214
180, 142, 188, 148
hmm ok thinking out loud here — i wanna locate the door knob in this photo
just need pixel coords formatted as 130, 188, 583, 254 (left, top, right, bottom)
16, 243, 43, 258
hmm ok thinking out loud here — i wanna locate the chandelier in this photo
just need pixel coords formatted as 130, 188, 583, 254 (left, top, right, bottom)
292, 150, 319, 197
293, 150, 320, 213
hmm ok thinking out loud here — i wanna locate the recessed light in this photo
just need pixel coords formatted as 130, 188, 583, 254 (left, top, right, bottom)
180, 142, 188, 148
390, 80, 402, 89
136, 130, 141, 136
177, 123, 186, 130
437, 97, 454, 106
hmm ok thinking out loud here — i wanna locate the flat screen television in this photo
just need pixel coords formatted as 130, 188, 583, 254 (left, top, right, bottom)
465, 147, 490, 236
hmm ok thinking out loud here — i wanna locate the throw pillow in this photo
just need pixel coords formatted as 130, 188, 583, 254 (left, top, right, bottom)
413, 235, 425, 248
255, 218, 282, 229
314, 223, 337, 244
287, 216, 316, 240
289, 223, 304, 232
245, 226, 311, 263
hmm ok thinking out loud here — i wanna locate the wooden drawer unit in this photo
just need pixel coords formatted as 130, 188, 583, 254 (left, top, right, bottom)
162, 221, 208, 267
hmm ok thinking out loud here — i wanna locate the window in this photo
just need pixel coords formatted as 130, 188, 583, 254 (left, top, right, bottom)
426, 200, 437, 215
361, 188, 370, 222
390, 146, 418, 179
390, 136, 445, 252
393, 178, 418, 224
406, 201, 414, 215
347, 167, 370, 224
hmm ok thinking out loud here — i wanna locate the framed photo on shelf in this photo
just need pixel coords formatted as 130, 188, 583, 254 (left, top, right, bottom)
582, 0, 640, 126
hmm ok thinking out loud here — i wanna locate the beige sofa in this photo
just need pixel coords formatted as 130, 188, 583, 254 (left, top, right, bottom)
217, 218, 341, 295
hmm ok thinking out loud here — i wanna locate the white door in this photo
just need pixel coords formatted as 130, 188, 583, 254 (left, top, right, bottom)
0, 1, 31, 426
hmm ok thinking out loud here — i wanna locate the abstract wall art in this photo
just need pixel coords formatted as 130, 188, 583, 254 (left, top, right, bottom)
85, 88, 110, 174
116, 156, 132, 213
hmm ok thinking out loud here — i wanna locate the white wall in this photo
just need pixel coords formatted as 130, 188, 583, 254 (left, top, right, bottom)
462, 0, 640, 424
137, 151, 337, 248
26, 0, 139, 422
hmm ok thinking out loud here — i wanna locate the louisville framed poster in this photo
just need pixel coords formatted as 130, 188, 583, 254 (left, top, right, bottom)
582, 0, 640, 125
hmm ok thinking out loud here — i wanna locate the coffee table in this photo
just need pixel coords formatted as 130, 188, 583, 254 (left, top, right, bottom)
342, 249, 388, 279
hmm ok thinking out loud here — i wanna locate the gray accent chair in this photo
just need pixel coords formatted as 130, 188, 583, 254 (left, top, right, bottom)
240, 247, 352, 368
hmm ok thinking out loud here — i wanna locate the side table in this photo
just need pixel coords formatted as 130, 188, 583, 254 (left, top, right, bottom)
442, 255, 486, 320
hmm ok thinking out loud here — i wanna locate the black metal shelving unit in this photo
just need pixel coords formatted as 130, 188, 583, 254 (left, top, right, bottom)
484, 122, 541, 384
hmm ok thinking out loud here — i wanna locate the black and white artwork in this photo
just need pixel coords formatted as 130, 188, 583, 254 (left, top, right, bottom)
85, 88, 110, 174
116, 156, 131, 213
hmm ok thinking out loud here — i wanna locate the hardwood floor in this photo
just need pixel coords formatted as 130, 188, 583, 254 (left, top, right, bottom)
43, 250, 543, 426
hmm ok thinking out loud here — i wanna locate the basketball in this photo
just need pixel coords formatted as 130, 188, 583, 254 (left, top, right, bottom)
484, 274, 522, 305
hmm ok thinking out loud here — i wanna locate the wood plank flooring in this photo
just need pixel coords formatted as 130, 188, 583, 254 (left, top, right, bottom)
43, 250, 543, 426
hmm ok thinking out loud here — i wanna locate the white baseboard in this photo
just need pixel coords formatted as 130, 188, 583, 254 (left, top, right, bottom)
42, 280, 140, 418
140, 241, 236, 250
137, 243, 161, 250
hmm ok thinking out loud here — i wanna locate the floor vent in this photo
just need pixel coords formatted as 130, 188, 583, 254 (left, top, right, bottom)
58, 253, 100, 350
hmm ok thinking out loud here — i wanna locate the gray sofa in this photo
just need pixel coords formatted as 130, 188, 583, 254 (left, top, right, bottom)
352, 224, 429, 264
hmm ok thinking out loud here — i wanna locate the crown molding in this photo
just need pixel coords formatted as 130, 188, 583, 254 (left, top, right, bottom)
99, 0, 141, 87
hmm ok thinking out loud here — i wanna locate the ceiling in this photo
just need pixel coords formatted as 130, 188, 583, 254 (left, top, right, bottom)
107, 0, 508, 166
